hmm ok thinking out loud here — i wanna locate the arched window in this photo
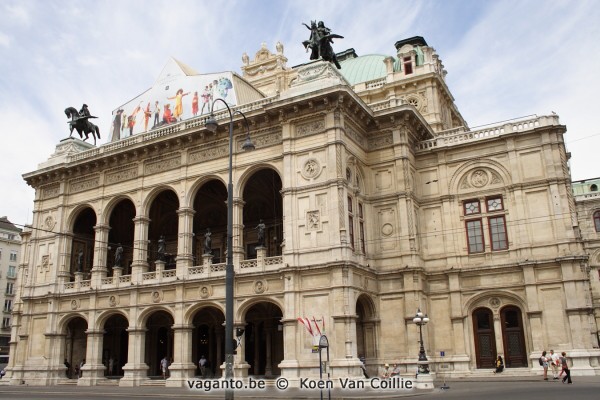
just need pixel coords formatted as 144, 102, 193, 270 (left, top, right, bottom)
594, 210, 600, 232
590, 184, 598, 192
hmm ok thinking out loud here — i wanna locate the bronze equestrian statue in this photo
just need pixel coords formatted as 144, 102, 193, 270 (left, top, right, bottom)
302, 20, 343, 69
65, 104, 101, 145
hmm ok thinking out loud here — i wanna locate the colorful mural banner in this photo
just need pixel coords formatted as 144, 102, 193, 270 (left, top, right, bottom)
110, 72, 237, 141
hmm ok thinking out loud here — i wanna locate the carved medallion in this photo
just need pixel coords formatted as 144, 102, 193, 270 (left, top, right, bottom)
151, 291, 161, 303
109, 295, 118, 307
301, 158, 321, 180
199, 286, 211, 299
489, 297, 501, 308
381, 223, 394, 237
471, 170, 489, 188
45, 215, 56, 231
70, 299, 80, 310
254, 280, 266, 294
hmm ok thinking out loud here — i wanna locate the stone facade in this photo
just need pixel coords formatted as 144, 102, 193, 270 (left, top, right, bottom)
5, 38, 600, 387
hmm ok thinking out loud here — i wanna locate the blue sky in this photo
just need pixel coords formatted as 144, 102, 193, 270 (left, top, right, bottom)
1, 0, 599, 226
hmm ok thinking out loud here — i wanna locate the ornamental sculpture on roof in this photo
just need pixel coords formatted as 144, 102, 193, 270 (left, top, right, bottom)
65, 104, 101, 145
302, 20, 343, 69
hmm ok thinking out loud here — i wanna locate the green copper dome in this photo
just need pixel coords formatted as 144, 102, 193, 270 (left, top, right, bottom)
339, 54, 388, 86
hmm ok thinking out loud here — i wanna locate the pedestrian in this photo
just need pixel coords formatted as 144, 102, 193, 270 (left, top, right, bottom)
560, 352, 572, 384
494, 355, 504, 373
199, 354, 207, 378
161, 356, 169, 379
540, 350, 549, 380
380, 363, 390, 378
359, 355, 369, 378
108, 357, 114, 376
78, 359, 85, 378
549, 349, 560, 379
64, 358, 71, 379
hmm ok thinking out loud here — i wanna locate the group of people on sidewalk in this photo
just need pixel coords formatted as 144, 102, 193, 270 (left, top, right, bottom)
539, 350, 572, 384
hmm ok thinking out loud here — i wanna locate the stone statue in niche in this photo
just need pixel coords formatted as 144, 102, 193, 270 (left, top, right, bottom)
203, 228, 212, 255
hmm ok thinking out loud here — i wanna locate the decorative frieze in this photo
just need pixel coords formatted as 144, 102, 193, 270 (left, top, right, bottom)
189, 144, 228, 164
296, 119, 325, 137
69, 175, 100, 194
105, 164, 138, 184
41, 183, 60, 199
368, 133, 393, 150
145, 154, 181, 175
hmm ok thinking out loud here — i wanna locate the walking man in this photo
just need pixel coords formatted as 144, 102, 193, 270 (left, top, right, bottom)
161, 356, 169, 379
199, 355, 207, 378
549, 350, 561, 379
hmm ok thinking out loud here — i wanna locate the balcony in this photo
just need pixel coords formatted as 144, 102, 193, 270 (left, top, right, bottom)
62, 252, 284, 293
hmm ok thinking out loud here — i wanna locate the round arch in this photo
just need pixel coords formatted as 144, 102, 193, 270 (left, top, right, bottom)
185, 175, 227, 209
356, 293, 378, 363
236, 296, 285, 322
448, 159, 512, 195
65, 204, 98, 233
98, 194, 137, 226
139, 185, 179, 217
96, 310, 130, 330
184, 302, 225, 325
237, 163, 283, 198
242, 299, 284, 377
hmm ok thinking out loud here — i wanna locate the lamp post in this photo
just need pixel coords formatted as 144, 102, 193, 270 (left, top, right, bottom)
206, 98, 254, 400
412, 308, 430, 374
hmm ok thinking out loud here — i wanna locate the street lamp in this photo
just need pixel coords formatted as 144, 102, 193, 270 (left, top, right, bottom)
206, 98, 254, 399
412, 308, 430, 374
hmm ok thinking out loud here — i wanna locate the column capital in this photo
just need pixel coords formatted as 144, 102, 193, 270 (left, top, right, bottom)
93, 223, 111, 232
133, 215, 151, 224
176, 207, 196, 216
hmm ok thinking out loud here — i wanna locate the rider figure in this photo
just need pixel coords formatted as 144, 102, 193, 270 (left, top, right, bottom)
79, 104, 91, 118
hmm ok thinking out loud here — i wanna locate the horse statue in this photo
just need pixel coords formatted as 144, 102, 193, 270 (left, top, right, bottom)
302, 20, 343, 69
65, 105, 101, 145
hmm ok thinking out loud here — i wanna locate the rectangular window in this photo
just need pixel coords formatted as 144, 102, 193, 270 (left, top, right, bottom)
348, 196, 355, 250
466, 219, 484, 253
489, 216, 508, 250
2, 317, 10, 329
6, 282, 13, 295
9, 251, 17, 262
403, 56, 413, 74
486, 196, 504, 212
358, 203, 365, 254
3, 300, 12, 313
464, 200, 481, 215
7, 266, 16, 278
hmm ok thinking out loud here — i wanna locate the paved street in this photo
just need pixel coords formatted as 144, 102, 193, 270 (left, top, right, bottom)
0, 377, 598, 400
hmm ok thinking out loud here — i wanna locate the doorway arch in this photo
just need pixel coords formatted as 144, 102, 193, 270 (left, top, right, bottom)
144, 310, 174, 377
244, 301, 283, 377
472, 307, 496, 369
102, 314, 129, 377
500, 305, 527, 367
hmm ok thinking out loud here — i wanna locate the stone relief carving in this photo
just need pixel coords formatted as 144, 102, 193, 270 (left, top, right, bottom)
368, 133, 393, 150
105, 165, 138, 184
254, 280, 267, 294
109, 295, 118, 307
301, 158, 321, 180
306, 210, 320, 230
471, 169, 489, 187
70, 299, 80, 310
151, 290, 161, 303
381, 223, 394, 237
45, 215, 56, 231
199, 286, 211, 299
296, 119, 325, 137
189, 144, 228, 164
40, 255, 50, 272
42, 184, 60, 199
145, 155, 181, 175
70, 176, 100, 194
489, 297, 501, 308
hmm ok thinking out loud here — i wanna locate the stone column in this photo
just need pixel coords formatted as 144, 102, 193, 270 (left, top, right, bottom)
120, 327, 149, 387
493, 314, 505, 358
232, 198, 245, 266
131, 216, 150, 283
176, 207, 195, 275
233, 322, 250, 377
91, 224, 110, 286
78, 329, 106, 386
166, 324, 195, 387
256, 246, 266, 268
57, 230, 73, 285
